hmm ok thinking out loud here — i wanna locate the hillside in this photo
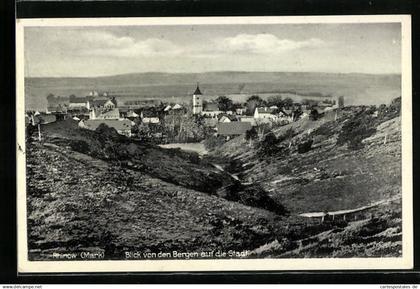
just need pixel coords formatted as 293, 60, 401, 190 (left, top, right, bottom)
206, 99, 402, 257
26, 119, 287, 260
25, 100, 403, 259
25, 71, 401, 111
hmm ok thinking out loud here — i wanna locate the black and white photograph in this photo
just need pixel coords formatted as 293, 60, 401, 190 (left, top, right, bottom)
16, 16, 413, 272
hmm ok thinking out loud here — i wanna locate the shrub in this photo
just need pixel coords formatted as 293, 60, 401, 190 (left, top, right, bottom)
277, 128, 295, 143
297, 139, 313, 154
259, 131, 280, 156
245, 126, 258, 141
309, 109, 320, 121
203, 135, 226, 151
377, 96, 401, 122
337, 110, 376, 150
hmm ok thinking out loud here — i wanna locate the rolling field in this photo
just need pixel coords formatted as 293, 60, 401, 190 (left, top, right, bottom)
25, 71, 401, 111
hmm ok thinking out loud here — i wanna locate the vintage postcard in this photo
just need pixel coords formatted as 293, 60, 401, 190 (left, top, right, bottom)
16, 15, 413, 272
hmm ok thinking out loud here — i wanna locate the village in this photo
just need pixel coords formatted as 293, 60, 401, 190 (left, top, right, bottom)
26, 84, 345, 145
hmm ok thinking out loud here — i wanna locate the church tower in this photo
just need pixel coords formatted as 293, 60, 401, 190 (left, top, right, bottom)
192, 83, 203, 115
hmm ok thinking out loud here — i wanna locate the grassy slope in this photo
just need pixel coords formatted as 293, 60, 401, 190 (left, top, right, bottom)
209, 107, 402, 257
213, 111, 401, 214
26, 106, 403, 259
27, 121, 285, 260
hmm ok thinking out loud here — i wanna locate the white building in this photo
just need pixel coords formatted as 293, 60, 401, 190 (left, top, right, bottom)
254, 107, 279, 121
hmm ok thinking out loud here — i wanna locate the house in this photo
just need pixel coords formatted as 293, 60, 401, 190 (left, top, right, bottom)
119, 99, 160, 110
141, 108, 160, 124
82, 119, 133, 137
142, 117, 160, 124
239, 116, 257, 126
165, 103, 185, 115
202, 102, 222, 118
235, 108, 246, 115
218, 114, 238, 123
68, 96, 89, 110
89, 98, 108, 109
217, 122, 252, 138
97, 108, 120, 119
172, 103, 183, 110
254, 107, 279, 121
126, 111, 139, 118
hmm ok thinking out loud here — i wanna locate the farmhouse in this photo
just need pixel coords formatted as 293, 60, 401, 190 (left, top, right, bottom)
82, 119, 133, 137
218, 114, 238, 123
98, 108, 120, 119
68, 96, 89, 110
217, 122, 252, 138
254, 107, 279, 121
202, 103, 222, 118
141, 108, 160, 124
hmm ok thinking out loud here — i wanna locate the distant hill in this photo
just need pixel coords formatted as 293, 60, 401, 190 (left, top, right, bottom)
25, 71, 401, 111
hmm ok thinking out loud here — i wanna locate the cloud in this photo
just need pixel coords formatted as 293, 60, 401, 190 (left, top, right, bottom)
85, 37, 183, 58
214, 33, 326, 55
40, 30, 325, 59
44, 30, 183, 58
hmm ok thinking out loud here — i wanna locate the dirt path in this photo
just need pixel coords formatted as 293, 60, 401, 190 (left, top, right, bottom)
299, 195, 401, 218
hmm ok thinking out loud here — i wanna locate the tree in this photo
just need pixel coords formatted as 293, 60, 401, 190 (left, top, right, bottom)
215, 95, 234, 112
283, 97, 294, 107
260, 131, 280, 156
245, 127, 258, 140
267, 95, 284, 108
297, 138, 313, 154
309, 109, 319, 121
46, 93, 55, 101
246, 95, 265, 115
336, 113, 376, 150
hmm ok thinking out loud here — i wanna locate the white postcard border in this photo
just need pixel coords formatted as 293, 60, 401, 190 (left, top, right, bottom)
16, 15, 413, 273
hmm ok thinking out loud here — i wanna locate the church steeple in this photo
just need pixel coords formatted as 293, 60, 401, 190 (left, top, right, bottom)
192, 82, 203, 115
193, 82, 202, 95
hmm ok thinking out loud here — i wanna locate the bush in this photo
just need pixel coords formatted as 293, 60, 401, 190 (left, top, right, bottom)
277, 128, 296, 143
297, 139, 313, 154
337, 111, 376, 150
203, 135, 226, 151
309, 109, 320, 121
377, 96, 401, 122
259, 131, 280, 156
245, 127, 258, 141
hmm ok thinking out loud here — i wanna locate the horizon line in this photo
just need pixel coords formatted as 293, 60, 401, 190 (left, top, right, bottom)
25, 70, 402, 79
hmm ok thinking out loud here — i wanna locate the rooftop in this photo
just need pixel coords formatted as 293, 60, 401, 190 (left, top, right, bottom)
217, 122, 252, 136
256, 107, 277, 114
84, 119, 132, 131
193, 84, 202, 95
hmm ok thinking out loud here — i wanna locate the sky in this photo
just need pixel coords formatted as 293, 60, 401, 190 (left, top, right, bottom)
24, 23, 401, 77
